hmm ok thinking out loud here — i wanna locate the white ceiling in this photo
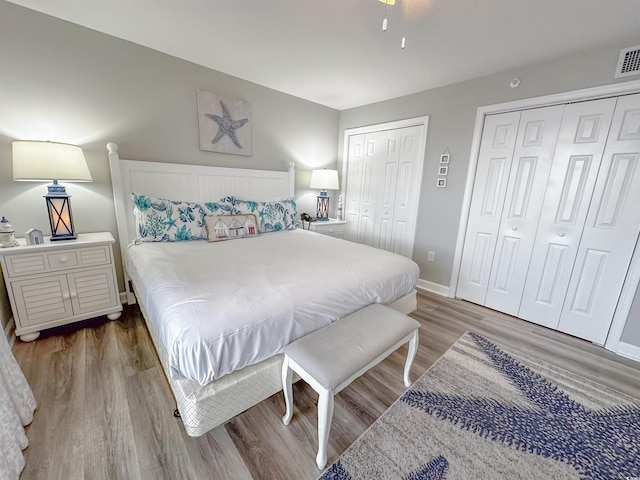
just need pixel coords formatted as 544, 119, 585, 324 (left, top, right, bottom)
8, 0, 640, 110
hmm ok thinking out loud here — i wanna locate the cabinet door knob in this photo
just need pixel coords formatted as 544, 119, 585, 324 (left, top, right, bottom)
558, 232, 566, 237
59, 257, 68, 263
511, 226, 518, 231
63, 294, 70, 300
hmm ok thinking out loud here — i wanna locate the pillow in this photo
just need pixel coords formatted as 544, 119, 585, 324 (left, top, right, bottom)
232, 197, 297, 233
205, 214, 260, 242
132, 193, 232, 242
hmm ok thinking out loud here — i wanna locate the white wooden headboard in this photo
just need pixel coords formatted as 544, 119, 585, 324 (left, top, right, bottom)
107, 143, 295, 302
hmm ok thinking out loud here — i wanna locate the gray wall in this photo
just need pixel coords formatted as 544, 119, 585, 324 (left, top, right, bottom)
621, 282, 640, 346
338, 39, 640, 347
0, 2, 340, 295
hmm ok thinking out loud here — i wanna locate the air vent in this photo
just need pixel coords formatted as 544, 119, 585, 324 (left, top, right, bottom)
615, 45, 640, 78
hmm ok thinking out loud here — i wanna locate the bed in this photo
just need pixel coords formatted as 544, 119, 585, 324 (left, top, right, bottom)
108, 143, 419, 436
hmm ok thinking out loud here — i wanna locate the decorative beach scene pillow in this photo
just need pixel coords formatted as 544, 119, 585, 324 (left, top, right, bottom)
132, 193, 232, 242
232, 197, 297, 233
204, 214, 260, 242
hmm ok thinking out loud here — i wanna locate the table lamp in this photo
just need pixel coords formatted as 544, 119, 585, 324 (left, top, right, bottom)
310, 169, 339, 221
12, 141, 92, 241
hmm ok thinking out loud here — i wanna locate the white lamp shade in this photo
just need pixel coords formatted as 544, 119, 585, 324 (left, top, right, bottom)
12, 141, 92, 182
310, 169, 339, 190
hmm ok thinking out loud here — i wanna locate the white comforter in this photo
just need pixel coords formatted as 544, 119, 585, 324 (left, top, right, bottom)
126, 229, 419, 385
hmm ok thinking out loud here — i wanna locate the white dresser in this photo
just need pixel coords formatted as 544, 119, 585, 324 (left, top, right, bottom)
0, 232, 122, 341
301, 218, 347, 239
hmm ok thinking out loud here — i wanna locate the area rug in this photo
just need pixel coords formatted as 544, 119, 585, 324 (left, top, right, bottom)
319, 332, 640, 480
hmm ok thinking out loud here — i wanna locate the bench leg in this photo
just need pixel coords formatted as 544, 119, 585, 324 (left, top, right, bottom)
403, 329, 419, 387
282, 356, 294, 425
316, 388, 334, 469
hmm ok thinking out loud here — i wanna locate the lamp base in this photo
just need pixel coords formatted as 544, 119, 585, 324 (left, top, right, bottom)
49, 234, 77, 241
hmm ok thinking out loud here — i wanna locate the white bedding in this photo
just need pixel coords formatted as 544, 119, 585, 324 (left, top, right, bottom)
126, 229, 419, 385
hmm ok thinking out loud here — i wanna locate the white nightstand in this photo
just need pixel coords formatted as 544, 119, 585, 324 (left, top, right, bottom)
0, 232, 122, 342
300, 218, 348, 239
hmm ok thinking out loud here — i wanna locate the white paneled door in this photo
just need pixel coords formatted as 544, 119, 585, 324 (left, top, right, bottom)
345, 121, 426, 258
458, 93, 640, 345
390, 125, 425, 257
484, 105, 564, 315
372, 129, 401, 251
519, 98, 617, 328
559, 93, 640, 343
456, 111, 521, 305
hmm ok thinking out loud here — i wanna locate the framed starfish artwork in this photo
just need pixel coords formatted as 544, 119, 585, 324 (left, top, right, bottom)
197, 89, 252, 156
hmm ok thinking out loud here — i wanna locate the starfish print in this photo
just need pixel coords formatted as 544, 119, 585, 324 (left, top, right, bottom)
402, 333, 640, 479
205, 100, 249, 149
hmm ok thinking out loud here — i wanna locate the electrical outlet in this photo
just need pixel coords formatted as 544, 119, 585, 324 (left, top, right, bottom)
427, 251, 435, 262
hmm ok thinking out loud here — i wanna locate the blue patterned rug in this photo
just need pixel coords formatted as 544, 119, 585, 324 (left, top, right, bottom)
318, 332, 640, 480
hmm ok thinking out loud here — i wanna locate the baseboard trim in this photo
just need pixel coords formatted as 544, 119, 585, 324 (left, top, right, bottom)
4, 316, 16, 348
616, 341, 640, 363
416, 279, 451, 297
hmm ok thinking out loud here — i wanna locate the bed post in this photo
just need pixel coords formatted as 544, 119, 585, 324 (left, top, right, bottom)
107, 143, 136, 305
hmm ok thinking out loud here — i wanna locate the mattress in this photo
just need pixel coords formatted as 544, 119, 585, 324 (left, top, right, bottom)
126, 229, 419, 385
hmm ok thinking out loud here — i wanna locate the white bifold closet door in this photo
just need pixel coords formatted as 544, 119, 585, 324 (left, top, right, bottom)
345, 125, 424, 257
456, 105, 564, 312
458, 93, 640, 345
484, 105, 564, 315
518, 98, 617, 328
555, 94, 640, 343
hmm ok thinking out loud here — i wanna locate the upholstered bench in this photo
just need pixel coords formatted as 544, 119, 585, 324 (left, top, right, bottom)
281, 303, 420, 469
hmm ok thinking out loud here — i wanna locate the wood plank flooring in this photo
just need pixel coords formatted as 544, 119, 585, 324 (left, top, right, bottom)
13, 290, 640, 479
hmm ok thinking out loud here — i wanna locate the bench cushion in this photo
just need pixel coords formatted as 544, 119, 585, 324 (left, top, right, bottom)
283, 304, 419, 390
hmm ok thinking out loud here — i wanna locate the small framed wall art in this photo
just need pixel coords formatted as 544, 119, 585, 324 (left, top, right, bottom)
437, 178, 447, 188
440, 153, 450, 164
197, 89, 252, 156
438, 165, 449, 176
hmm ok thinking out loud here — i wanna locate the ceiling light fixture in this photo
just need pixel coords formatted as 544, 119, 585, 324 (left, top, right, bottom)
380, 0, 394, 31
379, 0, 407, 49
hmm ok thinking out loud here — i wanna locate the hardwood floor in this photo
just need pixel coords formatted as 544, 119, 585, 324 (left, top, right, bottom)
13, 290, 640, 479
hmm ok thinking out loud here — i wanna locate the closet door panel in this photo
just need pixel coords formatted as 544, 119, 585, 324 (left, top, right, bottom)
358, 134, 383, 246
519, 97, 617, 328
345, 134, 365, 241
373, 130, 401, 250
457, 111, 521, 305
559, 93, 640, 344
485, 105, 564, 315
391, 125, 424, 256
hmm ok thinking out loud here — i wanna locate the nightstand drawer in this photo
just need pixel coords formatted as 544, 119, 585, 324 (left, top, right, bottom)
47, 252, 79, 270
77, 246, 111, 267
314, 224, 346, 238
3, 246, 111, 278
306, 219, 348, 239
4, 254, 48, 277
